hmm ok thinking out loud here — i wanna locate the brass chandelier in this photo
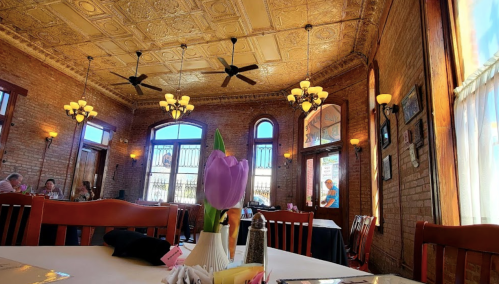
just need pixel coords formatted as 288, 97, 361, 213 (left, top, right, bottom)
159, 44, 194, 120
64, 56, 97, 124
287, 24, 329, 113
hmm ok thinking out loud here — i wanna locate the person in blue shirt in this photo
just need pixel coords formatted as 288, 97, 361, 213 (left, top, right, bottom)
321, 179, 339, 208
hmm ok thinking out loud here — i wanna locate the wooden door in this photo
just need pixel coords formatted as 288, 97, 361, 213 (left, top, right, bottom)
73, 147, 102, 199
302, 151, 344, 229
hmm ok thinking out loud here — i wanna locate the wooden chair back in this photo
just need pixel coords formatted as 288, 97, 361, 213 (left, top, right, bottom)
0, 193, 44, 246
413, 221, 499, 284
136, 200, 160, 206
259, 210, 314, 257
42, 199, 178, 245
346, 215, 363, 255
160, 202, 201, 244
348, 216, 376, 272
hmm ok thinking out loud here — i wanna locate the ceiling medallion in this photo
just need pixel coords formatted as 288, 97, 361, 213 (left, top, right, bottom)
159, 44, 195, 120
286, 24, 329, 113
63, 56, 98, 124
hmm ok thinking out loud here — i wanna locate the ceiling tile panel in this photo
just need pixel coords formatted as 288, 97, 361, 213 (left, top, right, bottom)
240, 0, 272, 32
271, 5, 307, 30
69, 0, 107, 18
94, 18, 130, 37
48, 2, 103, 37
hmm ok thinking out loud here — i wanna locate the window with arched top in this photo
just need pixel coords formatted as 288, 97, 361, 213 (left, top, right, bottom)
144, 121, 204, 203
247, 117, 278, 206
303, 104, 341, 148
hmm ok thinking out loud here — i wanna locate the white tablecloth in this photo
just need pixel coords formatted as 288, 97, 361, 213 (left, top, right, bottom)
0, 245, 368, 284
241, 218, 341, 229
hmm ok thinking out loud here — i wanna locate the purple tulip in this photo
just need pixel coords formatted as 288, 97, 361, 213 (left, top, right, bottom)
204, 150, 249, 210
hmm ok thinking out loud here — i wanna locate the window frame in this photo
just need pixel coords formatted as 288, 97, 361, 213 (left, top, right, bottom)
368, 61, 384, 232
247, 115, 279, 206
143, 119, 207, 204
0, 79, 28, 166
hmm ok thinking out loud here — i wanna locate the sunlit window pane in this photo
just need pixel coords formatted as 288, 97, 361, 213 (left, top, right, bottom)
256, 121, 273, 138
304, 104, 341, 148
179, 124, 202, 139
84, 124, 103, 144
457, 0, 499, 78
155, 124, 202, 139
0, 92, 9, 116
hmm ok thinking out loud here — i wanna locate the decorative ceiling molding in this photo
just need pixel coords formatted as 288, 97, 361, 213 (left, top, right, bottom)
0, 24, 134, 107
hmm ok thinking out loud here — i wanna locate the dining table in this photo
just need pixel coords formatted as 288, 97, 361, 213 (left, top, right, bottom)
238, 218, 348, 265
0, 244, 369, 283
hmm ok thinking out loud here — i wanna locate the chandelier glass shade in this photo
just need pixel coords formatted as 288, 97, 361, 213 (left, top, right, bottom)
159, 44, 194, 120
286, 24, 329, 113
64, 56, 97, 124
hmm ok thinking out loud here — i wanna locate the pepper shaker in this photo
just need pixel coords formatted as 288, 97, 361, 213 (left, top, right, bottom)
243, 213, 267, 277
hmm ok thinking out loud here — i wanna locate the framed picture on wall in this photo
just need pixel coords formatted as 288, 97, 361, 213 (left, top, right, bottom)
380, 120, 390, 149
382, 155, 392, 181
401, 85, 422, 124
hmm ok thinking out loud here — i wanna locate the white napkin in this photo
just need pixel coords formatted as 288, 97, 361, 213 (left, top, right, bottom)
162, 265, 213, 284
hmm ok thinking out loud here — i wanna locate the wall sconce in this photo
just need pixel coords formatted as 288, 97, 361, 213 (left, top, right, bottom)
46, 132, 58, 148
350, 139, 362, 160
130, 154, 137, 167
284, 153, 292, 168
376, 94, 399, 120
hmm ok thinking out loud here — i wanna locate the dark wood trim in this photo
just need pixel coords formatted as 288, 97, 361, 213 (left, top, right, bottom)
89, 118, 117, 132
246, 114, 279, 206
141, 118, 207, 204
0, 78, 28, 97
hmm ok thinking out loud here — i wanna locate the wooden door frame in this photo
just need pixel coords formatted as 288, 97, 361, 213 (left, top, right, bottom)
297, 99, 349, 241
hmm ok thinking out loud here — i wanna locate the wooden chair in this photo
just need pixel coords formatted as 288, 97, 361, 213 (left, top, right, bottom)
348, 216, 376, 272
42, 199, 178, 245
0, 193, 44, 246
160, 202, 201, 244
345, 215, 363, 257
136, 200, 160, 206
413, 221, 499, 284
259, 210, 314, 257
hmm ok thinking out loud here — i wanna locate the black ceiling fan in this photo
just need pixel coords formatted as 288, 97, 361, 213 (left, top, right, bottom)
109, 51, 162, 95
202, 37, 259, 87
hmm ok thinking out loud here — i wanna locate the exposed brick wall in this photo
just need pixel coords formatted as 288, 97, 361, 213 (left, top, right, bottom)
0, 39, 133, 198
368, 0, 433, 277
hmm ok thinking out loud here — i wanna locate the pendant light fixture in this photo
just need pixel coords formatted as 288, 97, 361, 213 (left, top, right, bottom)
159, 44, 194, 120
64, 56, 97, 124
286, 24, 329, 113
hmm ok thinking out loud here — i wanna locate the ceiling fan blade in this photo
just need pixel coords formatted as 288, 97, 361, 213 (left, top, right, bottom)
136, 74, 148, 82
238, 64, 259, 73
110, 72, 128, 80
134, 85, 144, 96
110, 82, 130, 86
141, 83, 162, 92
218, 57, 230, 69
221, 76, 231, 87
201, 71, 226, 74
236, 74, 257, 85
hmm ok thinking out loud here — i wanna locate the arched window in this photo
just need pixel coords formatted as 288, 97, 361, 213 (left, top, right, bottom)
144, 121, 204, 203
248, 117, 278, 206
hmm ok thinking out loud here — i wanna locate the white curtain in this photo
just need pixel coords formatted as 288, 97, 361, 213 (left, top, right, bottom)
455, 51, 499, 225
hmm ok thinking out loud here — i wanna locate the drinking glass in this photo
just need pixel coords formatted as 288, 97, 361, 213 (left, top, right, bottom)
227, 197, 244, 261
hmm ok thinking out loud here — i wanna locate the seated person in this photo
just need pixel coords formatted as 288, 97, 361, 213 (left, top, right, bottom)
321, 179, 339, 208
0, 173, 23, 193
38, 179, 63, 198
75, 181, 94, 202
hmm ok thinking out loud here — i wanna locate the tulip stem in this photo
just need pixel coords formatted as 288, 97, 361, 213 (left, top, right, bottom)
213, 210, 221, 233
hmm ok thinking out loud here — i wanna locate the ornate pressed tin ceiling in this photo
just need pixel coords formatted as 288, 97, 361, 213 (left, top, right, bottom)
0, 0, 385, 106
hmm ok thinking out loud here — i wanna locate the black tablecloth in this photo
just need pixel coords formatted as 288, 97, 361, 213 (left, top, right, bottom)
237, 219, 348, 266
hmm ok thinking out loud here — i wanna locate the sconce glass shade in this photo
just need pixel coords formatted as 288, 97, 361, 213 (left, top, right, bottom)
78, 100, 87, 107
167, 99, 176, 105
318, 91, 328, 99
49, 131, 58, 138
172, 110, 181, 119
70, 102, 79, 109
186, 104, 194, 111
350, 139, 360, 146
376, 94, 392, 105
130, 154, 136, 159
179, 100, 188, 106
64, 105, 72, 110
165, 93, 174, 100
89, 111, 97, 117
75, 114, 84, 123
84, 105, 93, 112
287, 95, 296, 102
181, 96, 190, 103
302, 101, 312, 112
159, 101, 168, 107
300, 80, 311, 89
284, 153, 291, 159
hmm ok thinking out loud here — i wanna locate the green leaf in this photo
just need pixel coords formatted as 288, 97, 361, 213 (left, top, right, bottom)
203, 198, 217, 232
213, 128, 225, 153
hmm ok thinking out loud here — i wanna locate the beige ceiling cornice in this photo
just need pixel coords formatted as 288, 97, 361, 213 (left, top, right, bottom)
0, 24, 134, 107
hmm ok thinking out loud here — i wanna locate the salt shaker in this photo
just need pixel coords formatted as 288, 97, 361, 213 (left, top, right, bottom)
243, 213, 267, 277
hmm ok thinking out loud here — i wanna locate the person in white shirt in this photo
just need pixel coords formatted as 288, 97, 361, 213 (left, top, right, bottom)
0, 173, 23, 193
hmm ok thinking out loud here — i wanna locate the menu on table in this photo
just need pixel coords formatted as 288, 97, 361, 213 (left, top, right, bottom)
0, 257, 70, 284
277, 275, 422, 284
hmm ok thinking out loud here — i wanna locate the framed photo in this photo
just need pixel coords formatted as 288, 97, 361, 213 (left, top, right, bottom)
380, 120, 390, 149
382, 155, 392, 181
401, 85, 422, 124
413, 119, 424, 148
